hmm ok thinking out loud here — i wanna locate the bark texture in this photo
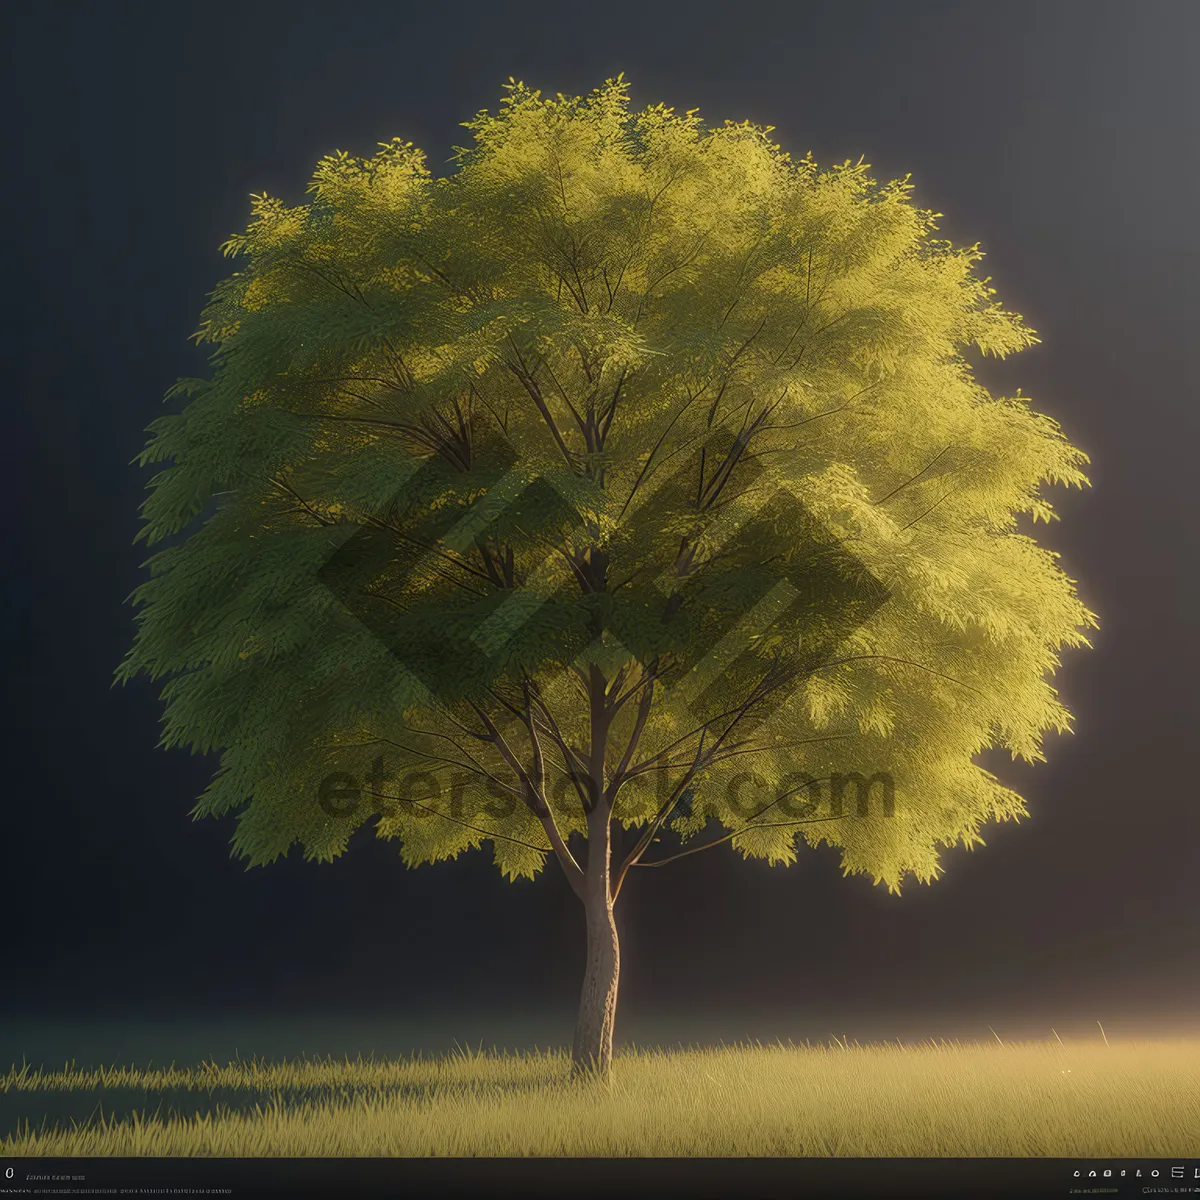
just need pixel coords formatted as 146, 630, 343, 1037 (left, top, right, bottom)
571, 807, 620, 1080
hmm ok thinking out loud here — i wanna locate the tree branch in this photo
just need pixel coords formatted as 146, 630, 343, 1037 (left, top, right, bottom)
605, 669, 656, 803
872, 445, 952, 506
470, 697, 586, 897
504, 337, 578, 470
634, 814, 848, 868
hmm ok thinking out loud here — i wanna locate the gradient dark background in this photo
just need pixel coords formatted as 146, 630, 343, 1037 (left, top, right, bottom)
4, 0, 1197, 1067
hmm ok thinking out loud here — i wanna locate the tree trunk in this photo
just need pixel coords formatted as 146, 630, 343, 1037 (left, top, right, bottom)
571, 805, 620, 1081
571, 879, 620, 1080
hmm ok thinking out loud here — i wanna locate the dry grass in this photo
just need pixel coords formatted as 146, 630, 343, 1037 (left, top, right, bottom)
3, 1035, 1198, 1157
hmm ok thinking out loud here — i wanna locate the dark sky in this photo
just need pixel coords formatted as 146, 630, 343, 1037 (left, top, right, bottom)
4, 0, 1198, 1055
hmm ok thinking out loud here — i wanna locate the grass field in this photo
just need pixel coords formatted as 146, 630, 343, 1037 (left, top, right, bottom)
2, 1035, 1197, 1157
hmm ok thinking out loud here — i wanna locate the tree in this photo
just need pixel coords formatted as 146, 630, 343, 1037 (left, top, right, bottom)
118, 76, 1096, 1081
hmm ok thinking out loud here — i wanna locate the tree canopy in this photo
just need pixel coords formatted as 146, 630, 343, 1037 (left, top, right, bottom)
119, 75, 1096, 899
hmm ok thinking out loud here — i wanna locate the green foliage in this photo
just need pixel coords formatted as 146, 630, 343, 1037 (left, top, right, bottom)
120, 75, 1095, 893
